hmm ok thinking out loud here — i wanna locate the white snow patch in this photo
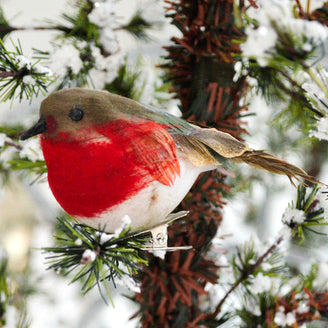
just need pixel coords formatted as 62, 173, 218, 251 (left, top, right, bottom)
22, 75, 36, 85
114, 215, 132, 237
81, 249, 97, 264
249, 272, 281, 294
282, 207, 306, 225
241, 25, 277, 66
74, 238, 83, 246
313, 262, 328, 290
0, 147, 17, 169
310, 117, 328, 141
0, 133, 9, 147
98, 231, 115, 244
99, 27, 119, 54
274, 306, 297, 326
116, 262, 141, 293
19, 138, 44, 162
312, 186, 328, 220
297, 301, 310, 314
49, 44, 83, 77
88, 0, 116, 28
15, 55, 32, 70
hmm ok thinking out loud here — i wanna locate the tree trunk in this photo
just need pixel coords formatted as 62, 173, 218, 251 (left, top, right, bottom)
135, 1, 252, 327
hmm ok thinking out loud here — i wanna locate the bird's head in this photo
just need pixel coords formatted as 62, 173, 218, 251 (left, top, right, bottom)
21, 88, 129, 142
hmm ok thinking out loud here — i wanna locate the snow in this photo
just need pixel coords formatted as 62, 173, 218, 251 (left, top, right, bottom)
98, 231, 115, 244
49, 44, 84, 77
4, 306, 22, 328
0, 133, 8, 147
282, 207, 306, 226
19, 138, 44, 162
81, 249, 97, 264
274, 307, 296, 326
88, 0, 119, 54
241, 25, 277, 66
242, 0, 328, 67
261, 262, 272, 271
34, 63, 53, 76
15, 55, 32, 70
114, 215, 132, 237
310, 117, 328, 141
116, 274, 141, 294
201, 283, 226, 312
303, 67, 328, 105
216, 254, 229, 267
22, 75, 36, 85
15, 54, 52, 78
296, 301, 310, 314
249, 273, 281, 294
0, 147, 16, 169
88, 1, 116, 28
314, 187, 328, 220
116, 262, 141, 293
248, 272, 273, 294
278, 226, 292, 241
243, 300, 262, 317
313, 262, 328, 290
286, 19, 328, 48
88, 44, 122, 88
74, 238, 83, 246
99, 27, 120, 54
279, 276, 300, 296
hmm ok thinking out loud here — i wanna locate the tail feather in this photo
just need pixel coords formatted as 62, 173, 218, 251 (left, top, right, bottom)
178, 126, 324, 186
236, 150, 322, 186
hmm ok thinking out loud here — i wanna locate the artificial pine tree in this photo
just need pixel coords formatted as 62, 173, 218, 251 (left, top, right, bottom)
135, 1, 328, 327
135, 1, 250, 327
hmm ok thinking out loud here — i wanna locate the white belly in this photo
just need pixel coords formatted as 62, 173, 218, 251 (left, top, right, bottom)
77, 154, 213, 232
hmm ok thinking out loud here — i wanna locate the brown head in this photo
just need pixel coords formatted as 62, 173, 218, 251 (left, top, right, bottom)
20, 88, 139, 141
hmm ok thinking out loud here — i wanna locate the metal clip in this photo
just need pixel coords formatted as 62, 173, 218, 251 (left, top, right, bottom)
130, 211, 193, 252
146, 211, 192, 252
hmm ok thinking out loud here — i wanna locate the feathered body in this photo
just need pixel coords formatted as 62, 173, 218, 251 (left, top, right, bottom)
21, 88, 317, 232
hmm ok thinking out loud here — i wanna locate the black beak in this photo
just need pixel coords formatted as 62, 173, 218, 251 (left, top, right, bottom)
21, 117, 47, 140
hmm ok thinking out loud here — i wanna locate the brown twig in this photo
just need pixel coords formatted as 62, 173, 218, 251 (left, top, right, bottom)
4, 140, 22, 151
211, 235, 284, 317
0, 26, 66, 33
0, 70, 25, 78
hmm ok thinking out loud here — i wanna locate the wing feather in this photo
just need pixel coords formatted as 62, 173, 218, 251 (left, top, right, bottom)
96, 119, 180, 186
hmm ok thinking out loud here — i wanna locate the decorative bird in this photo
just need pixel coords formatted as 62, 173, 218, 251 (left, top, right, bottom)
21, 88, 318, 237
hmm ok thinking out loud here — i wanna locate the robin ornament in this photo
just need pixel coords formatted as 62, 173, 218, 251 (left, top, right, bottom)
21, 88, 319, 249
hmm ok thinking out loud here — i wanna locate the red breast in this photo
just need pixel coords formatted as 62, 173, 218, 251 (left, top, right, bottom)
40, 119, 180, 219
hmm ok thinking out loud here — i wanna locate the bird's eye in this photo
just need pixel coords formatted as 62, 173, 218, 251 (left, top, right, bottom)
68, 107, 84, 121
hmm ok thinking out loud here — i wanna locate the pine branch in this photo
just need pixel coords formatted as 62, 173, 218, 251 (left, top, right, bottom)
4, 140, 22, 150
43, 217, 150, 303
241, 2, 328, 134
105, 57, 142, 99
0, 39, 52, 102
8, 159, 46, 175
282, 184, 328, 244
118, 10, 160, 41
211, 236, 284, 318
0, 130, 46, 180
0, 25, 69, 35
57, 3, 99, 43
